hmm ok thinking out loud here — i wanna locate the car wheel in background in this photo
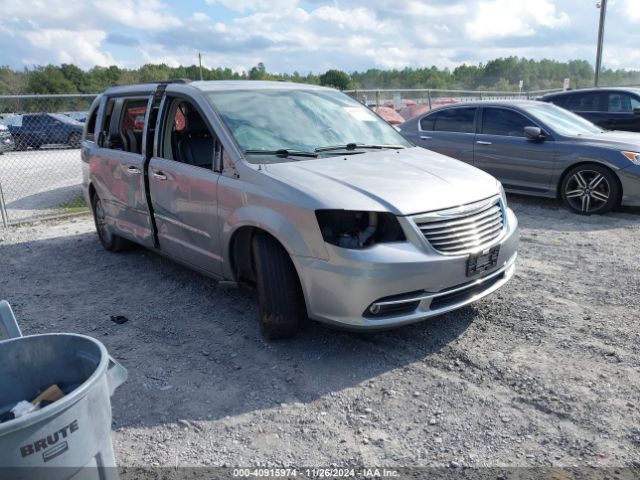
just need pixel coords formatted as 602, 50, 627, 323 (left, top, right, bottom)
252, 232, 304, 340
68, 132, 81, 148
13, 136, 27, 151
560, 164, 620, 215
91, 192, 132, 252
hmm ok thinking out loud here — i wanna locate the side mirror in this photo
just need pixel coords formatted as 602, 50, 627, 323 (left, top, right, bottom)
633, 107, 640, 116
524, 126, 546, 141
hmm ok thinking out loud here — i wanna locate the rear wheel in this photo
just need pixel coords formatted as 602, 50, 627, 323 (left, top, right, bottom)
251, 232, 305, 340
560, 164, 619, 215
91, 192, 131, 252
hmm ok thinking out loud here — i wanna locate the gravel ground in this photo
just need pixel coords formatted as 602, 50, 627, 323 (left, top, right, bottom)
1, 195, 639, 470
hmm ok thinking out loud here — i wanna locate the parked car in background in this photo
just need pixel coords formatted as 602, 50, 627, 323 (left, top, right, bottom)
83, 80, 518, 339
64, 111, 89, 123
399, 100, 640, 215
0, 125, 14, 153
8, 113, 84, 150
541, 88, 640, 132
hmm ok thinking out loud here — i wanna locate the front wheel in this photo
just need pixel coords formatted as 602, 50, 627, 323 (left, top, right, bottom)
252, 233, 305, 340
91, 193, 131, 252
560, 164, 620, 215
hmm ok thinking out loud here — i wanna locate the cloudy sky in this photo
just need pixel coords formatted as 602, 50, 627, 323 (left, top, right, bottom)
1, 0, 639, 73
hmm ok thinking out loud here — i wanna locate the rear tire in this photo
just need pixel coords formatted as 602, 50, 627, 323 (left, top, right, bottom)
251, 233, 304, 340
560, 164, 619, 215
91, 192, 131, 252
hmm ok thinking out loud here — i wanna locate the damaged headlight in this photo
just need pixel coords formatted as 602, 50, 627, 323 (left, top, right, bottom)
315, 210, 406, 249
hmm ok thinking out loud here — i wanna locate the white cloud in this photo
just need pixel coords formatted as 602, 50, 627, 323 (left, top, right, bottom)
1, 0, 640, 73
205, 0, 298, 13
93, 0, 182, 30
466, 0, 570, 40
624, 0, 640, 22
24, 29, 115, 67
192, 12, 211, 22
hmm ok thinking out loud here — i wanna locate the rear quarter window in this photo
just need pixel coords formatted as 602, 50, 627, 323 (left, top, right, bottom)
84, 105, 99, 142
419, 115, 434, 131
432, 108, 476, 133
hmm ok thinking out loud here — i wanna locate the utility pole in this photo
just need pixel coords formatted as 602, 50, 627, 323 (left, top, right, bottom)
198, 52, 203, 81
594, 0, 607, 86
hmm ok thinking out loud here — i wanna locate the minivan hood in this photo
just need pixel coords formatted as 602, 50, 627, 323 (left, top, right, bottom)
262, 147, 499, 215
571, 130, 640, 151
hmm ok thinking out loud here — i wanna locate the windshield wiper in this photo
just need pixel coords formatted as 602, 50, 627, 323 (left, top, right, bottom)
244, 149, 318, 158
315, 143, 406, 153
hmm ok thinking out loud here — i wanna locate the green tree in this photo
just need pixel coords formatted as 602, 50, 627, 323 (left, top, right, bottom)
249, 62, 266, 80
318, 69, 351, 90
26, 65, 77, 94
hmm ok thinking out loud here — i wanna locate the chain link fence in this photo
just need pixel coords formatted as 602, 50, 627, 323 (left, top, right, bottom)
344, 88, 563, 124
0, 94, 97, 226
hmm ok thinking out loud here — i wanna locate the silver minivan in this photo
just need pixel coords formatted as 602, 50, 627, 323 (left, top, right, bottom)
81, 80, 519, 338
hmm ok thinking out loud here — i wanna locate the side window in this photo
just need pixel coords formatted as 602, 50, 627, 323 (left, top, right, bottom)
99, 99, 116, 149
432, 108, 476, 133
100, 97, 149, 153
549, 96, 568, 108
419, 114, 435, 131
481, 108, 531, 137
85, 105, 98, 142
565, 93, 603, 112
120, 99, 148, 154
159, 98, 217, 170
607, 93, 640, 113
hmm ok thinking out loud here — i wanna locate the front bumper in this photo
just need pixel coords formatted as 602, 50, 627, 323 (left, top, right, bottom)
293, 207, 519, 330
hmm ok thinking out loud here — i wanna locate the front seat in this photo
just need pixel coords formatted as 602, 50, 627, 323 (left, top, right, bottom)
178, 111, 213, 168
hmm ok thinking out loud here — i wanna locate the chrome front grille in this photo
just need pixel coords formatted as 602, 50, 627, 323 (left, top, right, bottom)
414, 197, 504, 254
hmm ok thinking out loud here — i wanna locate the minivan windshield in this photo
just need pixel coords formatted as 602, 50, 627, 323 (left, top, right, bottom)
206, 88, 412, 162
524, 103, 603, 136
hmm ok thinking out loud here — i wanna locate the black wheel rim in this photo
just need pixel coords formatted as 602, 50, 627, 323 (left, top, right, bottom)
94, 198, 112, 244
564, 170, 610, 213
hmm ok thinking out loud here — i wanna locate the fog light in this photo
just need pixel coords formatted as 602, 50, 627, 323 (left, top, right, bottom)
369, 304, 381, 315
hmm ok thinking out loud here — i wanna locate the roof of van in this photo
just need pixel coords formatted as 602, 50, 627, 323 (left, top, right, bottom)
192, 80, 330, 92
103, 80, 331, 95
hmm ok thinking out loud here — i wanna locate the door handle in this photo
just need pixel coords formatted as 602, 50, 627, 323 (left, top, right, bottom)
126, 166, 141, 175
476, 140, 492, 145
152, 171, 167, 181
420, 135, 432, 140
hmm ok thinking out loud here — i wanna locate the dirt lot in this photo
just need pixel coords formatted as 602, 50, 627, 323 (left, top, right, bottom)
1, 195, 639, 470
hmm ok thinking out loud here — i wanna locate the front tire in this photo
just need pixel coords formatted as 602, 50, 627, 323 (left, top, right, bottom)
560, 164, 619, 215
91, 192, 131, 252
252, 233, 305, 339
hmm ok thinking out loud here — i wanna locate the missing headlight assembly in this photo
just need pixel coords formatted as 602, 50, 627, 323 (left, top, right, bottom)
315, 210, 406, 249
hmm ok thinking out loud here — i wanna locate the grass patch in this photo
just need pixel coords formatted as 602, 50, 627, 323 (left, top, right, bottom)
59, 194, 90, 213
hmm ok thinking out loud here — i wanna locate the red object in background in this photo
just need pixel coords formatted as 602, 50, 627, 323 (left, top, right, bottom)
122, 106, 147, 130
174, 108, 186, 131
398, 99, 459, 121
398, 104, 433, 121
384, 99, 417, 111
373, 106, 405, 125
